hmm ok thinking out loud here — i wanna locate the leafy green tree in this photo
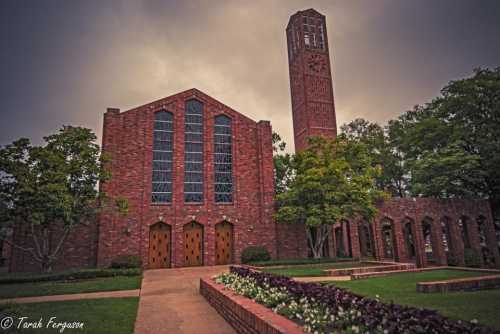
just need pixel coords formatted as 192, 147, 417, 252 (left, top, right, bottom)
341, 118, 408, 197
0, 126, 127, 272
388, 67, 500, 216
274, 137, 385, 258
272, 132, 294, 194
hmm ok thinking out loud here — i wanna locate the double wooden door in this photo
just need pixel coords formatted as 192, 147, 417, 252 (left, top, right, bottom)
215, 222, 233, 265
184, 222, 203, 266
149, 223, 171, 269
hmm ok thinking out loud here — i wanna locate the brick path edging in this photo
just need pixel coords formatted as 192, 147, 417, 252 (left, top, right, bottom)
416, 275, 500, 293
200, 278, 305, 334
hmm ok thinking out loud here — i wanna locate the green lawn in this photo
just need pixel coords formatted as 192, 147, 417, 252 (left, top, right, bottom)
328, 269, 500, 330
260, 261, 374, 277
1, 297, 139, 334
0, 276, 142, 299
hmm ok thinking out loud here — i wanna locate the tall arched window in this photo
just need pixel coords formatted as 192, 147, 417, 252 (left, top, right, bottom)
184, 100, 204, 203
152, 110, 173, 203
214, 115, 233, 203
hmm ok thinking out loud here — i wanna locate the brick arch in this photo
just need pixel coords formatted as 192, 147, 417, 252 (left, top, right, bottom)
401, 217, 417, 261
379, 217, 398, 261
358, 220, 374, 257
476, 215, 492, 266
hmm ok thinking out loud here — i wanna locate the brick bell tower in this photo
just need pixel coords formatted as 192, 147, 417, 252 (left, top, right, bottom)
286, 9, 337, 152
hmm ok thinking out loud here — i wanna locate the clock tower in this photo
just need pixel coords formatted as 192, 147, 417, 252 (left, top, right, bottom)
286, 9, 337, 151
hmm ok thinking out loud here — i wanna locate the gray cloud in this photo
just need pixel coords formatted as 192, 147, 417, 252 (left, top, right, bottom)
1, 0, 499, 152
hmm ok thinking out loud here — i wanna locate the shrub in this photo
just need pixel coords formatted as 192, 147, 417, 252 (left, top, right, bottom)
464, 248, 482, 268
0, 268, 142, 285
110, 255, 142, 269
241, 246, 270, 264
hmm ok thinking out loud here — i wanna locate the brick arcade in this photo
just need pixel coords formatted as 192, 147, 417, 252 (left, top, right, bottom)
4, 9, 500, 272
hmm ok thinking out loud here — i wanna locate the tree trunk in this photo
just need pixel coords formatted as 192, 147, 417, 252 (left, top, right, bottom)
306, 225, 331, 259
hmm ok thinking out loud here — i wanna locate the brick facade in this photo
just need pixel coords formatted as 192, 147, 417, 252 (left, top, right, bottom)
97, 89, 276, 268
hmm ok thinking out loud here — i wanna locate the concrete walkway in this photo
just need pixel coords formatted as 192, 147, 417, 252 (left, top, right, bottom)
134, 265, 236, 334
0, 289, 140, 304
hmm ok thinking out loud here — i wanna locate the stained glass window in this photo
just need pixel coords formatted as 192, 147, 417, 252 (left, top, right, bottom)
214, 115, 233, 203
184, 100, 204, 203
152, 110, 173, 203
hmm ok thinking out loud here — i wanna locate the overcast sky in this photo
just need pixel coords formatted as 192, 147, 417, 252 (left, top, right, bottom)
1, 0, 499, 152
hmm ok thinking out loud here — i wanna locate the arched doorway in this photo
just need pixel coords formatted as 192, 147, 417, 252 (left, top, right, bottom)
403, 218, 416, 260
440, 217, 453, 264
458, 216, 472, 249
184, 221, 203, 266
422, 218, 435, 263
149, 222, 171, 269
477, 216, 493, 266
358, 221, 374, 257
215, 221, 233, 265
381, 218, 396, 260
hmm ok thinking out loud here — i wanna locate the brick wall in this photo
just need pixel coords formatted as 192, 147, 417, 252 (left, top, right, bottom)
200, 278, 304, 334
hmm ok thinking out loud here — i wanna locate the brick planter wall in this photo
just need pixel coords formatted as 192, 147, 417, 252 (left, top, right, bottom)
327, 262, 416, 276
200, 278, 305, 334
416, 275, 500, 293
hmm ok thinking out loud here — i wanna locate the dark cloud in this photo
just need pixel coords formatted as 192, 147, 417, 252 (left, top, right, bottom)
1, 0, 499, 151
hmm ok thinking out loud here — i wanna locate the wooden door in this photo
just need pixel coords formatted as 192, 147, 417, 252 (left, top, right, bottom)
184, 222, 203, 266
215, 222, 233, 265
149, 223, 171, 269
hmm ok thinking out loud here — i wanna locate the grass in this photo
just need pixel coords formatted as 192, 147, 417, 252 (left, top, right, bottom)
0, 276, 142, 299
327, 269, 500, 330
0, 297, 139, 334
260, 261, 374, 277
248, 257, 355, 267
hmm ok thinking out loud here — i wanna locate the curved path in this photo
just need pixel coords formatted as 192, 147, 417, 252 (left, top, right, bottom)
134, 265, 235, 334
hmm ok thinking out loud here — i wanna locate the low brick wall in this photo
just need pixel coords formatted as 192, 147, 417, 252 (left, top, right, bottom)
327, 263, 416, 276
200, 278, 305, 334
416, 275, 500, 293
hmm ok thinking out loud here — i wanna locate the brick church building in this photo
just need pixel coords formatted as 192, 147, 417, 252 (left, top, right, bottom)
5, 9, 500, 272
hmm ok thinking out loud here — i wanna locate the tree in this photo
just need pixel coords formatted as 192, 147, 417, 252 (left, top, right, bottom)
341, 118, 408, 197
272, 132, 294, 194
0, 126, 127, 272
388, 68, 500, 216
274, 136, 386, 258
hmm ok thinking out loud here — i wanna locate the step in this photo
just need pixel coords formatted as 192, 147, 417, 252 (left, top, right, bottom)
326, 263, 417, 276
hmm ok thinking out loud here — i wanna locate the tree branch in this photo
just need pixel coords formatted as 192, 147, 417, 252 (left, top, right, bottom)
0, 235, 42, 263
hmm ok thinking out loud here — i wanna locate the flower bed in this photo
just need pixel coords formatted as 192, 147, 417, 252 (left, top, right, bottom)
215, 266, 496, 334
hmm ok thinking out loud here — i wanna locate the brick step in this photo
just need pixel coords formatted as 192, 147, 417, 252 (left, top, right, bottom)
416, 274, 500, 293
326, 263, 417, 276
351, 267, 425, 280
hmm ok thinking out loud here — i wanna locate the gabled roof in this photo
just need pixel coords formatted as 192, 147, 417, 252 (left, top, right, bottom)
111, 88, 264, 125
